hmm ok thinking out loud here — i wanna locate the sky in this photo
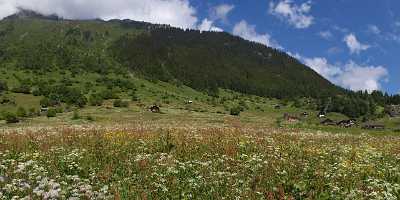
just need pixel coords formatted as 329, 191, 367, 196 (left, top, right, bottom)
0, 0, 399, 94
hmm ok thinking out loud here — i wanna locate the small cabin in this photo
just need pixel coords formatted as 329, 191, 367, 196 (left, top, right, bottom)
149, 105, 161, 113
40, 107, 49, 113
186, 100, 193, 104
337, 119, 357, 128
318, 111, 326, 118
274, 105, 282, 109
362, 124, 385, 130
302, 112, 309, 117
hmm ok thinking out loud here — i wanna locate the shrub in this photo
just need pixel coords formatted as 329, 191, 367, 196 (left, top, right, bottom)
130, 91, 140, 102
32, 88, 41, 96
99, 89, 119, 100
238, 100, 249, 110
3, 112, 19, 123
86, 115, 95, 121
89, 95, 101, 106
113, 99, 129, 108
16, 107, 27, 118
88, 94, 104, 106
40, 97, 59, 107
47, 109, 57, 118
0, 80, 8, 93
11, 84, 31, 94
72, 111, 80, 120
55, 107, 64, 113
230, 106, 242, 116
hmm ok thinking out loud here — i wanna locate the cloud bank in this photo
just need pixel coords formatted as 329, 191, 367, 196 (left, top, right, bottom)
211, 4, 234, 23
233, 20, 282, 49
0, 0, 199, 29
198, 18, 223, 32
302, 56, 388, 92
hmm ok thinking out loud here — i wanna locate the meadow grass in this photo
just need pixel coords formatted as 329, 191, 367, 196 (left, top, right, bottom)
0, 124, 399, 199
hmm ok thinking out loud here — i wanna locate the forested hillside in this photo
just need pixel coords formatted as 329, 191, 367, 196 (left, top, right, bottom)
0, 9, 399, 118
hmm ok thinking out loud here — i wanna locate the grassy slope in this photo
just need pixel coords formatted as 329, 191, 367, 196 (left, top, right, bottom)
1, 67, 398, 135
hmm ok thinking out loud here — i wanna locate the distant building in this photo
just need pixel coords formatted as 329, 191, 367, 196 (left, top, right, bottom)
40, 107, 49, 113
302, 112, 309, 117
337, 119, 357, 128
362, 123, 385, 130
149, 105, 161, 113
318, 111, 326, 118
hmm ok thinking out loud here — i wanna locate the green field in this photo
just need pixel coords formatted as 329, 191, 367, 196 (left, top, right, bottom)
1, 74, 400, 199
1, 116, 400, 199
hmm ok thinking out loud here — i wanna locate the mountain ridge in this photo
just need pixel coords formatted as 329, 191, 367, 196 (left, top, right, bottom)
0, 9, 344, 100
1, 9, 400, 118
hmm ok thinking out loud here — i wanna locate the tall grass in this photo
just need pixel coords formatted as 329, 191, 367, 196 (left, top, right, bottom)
0, 126, 399, 199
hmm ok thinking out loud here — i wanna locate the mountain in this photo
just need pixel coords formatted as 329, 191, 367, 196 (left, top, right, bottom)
0, 9, 344, 100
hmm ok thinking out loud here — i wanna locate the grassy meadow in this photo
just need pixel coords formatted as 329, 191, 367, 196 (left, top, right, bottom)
1, 123, 400, 199
0, 70, 400, 199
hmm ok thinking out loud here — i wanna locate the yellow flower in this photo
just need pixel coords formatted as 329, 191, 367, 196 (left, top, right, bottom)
104, 131, 129, 145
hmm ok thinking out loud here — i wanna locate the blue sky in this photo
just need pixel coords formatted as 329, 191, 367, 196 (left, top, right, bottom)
191, 0, 399, 94
0, 0, 399, 94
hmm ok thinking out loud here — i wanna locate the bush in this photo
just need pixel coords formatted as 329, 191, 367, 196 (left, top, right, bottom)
72, 111, 80, 120
238, 100, 249, 110
40, 97, 59, 107
3, 112, 19, 123
47, 109, 57, 118
113, 99, 129, 108
88, 94, 104, 106
55, 107, 64, 113
130, 91, 140, 102
99, 89, 119, 100
16, 107, 27, 118
86, 115, 95, 121
11, 84, 31, 94
0, 80, 8, 93
230, 106, 242, 116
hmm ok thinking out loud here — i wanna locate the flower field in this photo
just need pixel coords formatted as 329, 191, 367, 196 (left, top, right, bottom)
1, 125, 400, 199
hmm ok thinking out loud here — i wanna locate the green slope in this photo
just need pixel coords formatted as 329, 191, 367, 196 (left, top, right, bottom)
0, 10, 343, 100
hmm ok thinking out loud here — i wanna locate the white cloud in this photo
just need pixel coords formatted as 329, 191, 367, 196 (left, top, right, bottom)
318, 31, 333, 40
299, 54, 388, 92
269, 0, 314, 29
303, 57, 342, 79
343, 33, 370, 54
211, 4, 234, 23
233, 20, 282, 49
367, 25, 381, 35
337, 61, 388, 92
1, 0, 199, 29
198, 18, 223, 32
0, 0, 17, 19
